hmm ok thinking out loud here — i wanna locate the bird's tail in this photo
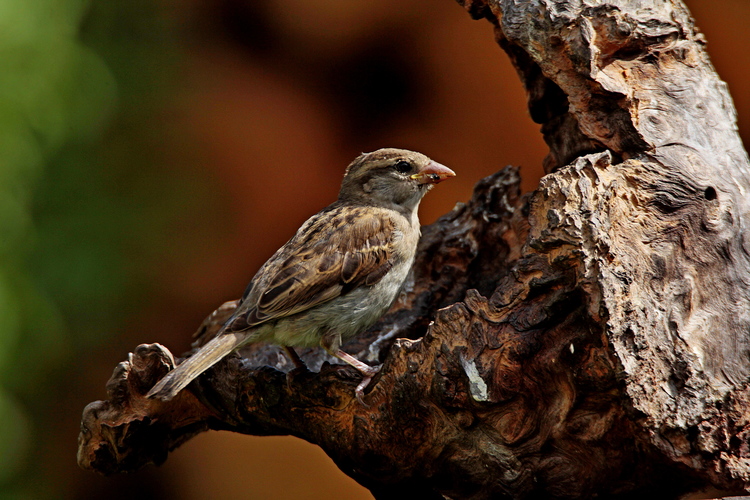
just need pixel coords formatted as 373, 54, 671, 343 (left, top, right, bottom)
146, 332, 248, 401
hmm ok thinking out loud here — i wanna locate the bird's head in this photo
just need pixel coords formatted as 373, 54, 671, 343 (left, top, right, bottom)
339, 148, 455, 214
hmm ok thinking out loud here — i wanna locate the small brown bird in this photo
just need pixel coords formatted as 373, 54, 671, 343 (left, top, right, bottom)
147, 148, 455, 402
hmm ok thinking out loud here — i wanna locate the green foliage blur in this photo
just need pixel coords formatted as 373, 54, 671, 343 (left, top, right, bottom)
0, 1, 219, 497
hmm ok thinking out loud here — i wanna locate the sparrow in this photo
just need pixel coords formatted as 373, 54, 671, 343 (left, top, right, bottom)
147, 148, 455, 402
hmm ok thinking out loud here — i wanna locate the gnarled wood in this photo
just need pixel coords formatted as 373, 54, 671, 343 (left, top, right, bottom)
78, 0, 750, 497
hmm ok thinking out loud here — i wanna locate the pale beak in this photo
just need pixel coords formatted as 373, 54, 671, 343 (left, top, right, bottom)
410, 161, 456, 184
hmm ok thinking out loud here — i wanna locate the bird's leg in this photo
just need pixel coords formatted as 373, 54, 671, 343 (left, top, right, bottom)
282, 346, 307, 370
332, 349, 380, 400
330, 349, 380, 377
282, 346, 308, 390
320, 334, 379, 404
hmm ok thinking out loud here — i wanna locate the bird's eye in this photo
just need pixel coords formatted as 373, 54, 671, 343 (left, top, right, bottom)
393, 160, 411, 174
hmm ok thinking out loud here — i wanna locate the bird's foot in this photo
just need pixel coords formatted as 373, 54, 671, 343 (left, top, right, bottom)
354, 364, 381, 406
282, 346, 307, 370
328, 348, 381, 405
282, 346, 309, 391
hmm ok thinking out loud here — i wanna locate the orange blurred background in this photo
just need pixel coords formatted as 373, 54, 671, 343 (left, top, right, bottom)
8, 0, 747, 498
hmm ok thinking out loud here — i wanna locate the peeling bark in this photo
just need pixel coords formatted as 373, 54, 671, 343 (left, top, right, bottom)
78, 0, 750, 498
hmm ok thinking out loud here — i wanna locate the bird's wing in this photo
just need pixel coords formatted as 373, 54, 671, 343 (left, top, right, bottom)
227, 205, 399, 330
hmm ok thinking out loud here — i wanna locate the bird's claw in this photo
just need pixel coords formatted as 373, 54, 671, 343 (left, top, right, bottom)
354, 365, 381, 406
326, 348, 381, 405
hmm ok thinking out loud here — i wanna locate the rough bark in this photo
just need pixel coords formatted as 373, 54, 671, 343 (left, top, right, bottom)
78, 0, 750, 498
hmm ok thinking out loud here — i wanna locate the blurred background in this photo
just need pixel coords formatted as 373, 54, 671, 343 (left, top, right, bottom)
0, 0, 747, 498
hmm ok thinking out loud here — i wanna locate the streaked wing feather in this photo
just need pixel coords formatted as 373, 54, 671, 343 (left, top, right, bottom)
239, 205, 397, 326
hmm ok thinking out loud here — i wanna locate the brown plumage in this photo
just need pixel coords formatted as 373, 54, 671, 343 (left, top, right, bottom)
147, 148, 455, 402
236, 206, 397, 327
